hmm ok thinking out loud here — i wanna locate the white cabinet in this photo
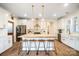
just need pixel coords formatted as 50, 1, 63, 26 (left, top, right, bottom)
61, 34, 79, 51
0, 37, 4, 53
0, 36, 12, 54
0, 37, 8, 53
0, 14, 7, 28
0, 8, 12, 54
8, 35, 12, 48
68, 36, 79, 51
73, 37, 79, 51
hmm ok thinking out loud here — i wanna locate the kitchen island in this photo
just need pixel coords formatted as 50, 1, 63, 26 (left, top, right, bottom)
18, 34, 57, 55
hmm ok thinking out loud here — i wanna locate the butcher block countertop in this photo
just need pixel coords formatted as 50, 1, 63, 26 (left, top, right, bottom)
19, 34, 57, 38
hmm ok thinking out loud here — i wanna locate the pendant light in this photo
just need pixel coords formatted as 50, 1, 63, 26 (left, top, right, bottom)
41, 5, 45, 21
32, 5, 34, 21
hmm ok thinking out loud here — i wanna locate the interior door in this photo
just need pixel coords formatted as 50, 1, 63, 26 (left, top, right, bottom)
8, 21, 14, 44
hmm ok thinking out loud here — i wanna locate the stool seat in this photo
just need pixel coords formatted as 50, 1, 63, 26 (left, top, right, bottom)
46, 40, 54, 42
38, 40, 47, 42
29, 40, 37, 42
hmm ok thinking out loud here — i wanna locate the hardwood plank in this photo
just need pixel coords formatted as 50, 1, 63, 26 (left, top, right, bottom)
0, 40, 79, 56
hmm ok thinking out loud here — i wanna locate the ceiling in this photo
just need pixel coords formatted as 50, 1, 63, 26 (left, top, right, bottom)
0, 3, 79, 20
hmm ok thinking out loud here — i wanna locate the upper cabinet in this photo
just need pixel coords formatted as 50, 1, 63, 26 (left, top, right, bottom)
0, 14, 8, 29
0, 7, 9, 29
65, 16, 79, 34
71, 16, 79, 32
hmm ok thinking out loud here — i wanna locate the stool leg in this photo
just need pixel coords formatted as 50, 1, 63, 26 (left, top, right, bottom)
25, 41, 28, 55
36, 41, 40, 55
43, 41, 48, 55
34, 41, 37, 55
24, 40, 27, 55
26, 40, 28, 55
47, 41, 50, 55
26, 40, 31, 55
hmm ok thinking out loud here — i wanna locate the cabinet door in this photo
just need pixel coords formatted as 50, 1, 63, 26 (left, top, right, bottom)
3, 37, 8, 50
70, 38, 74, 48
69, 37, 79, 51
0, 14, 7, 28
76, 41, 79, 51
8, 35, 12, 48
0, 37, 4, 54
75, 38, 79, 51
0, 36, 12, 54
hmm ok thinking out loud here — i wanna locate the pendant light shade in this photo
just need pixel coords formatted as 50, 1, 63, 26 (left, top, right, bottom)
32, 5, 34, 21
41, 5, 45, 21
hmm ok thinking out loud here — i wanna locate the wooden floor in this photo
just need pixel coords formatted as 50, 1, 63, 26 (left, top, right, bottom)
0, 40, 79, 56
0, 42, 56, 56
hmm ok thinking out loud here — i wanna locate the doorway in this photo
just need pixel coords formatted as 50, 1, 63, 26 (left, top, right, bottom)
8, 21, 14, 44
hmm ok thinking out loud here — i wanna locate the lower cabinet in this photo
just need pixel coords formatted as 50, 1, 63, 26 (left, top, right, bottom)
0, 37, 4, 54
61, 35, 79, 51
0, 36, 12, 54
8, 36, 13, 48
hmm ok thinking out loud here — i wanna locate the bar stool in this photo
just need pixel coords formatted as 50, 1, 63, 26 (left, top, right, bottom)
36, 38, 48, 55
19, 38, 32, 55
29, 38, 37, 51
18, 39, 27, 55
29, 38, 41, 55
26, 38, 32, 55
43, 38, 49, 55
34, 38, 40, 55
26, 38, 38, 55
46, 38, 54, 55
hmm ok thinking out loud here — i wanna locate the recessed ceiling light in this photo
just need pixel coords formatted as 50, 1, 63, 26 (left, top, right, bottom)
41, 18, 45, 21
64, 3, 69, 7
6, 14, 9, 16
39, 13, 42, 17
24, 14, 27, 17
53, 14, 56, 16
32, 18, 34, 21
